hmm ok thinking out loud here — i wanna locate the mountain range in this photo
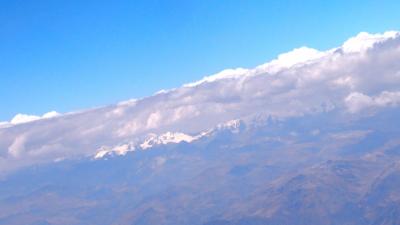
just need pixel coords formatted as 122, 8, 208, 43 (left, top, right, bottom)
1, 31, 400, 225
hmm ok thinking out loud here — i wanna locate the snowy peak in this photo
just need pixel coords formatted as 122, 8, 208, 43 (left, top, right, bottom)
94, 143, 135, 159
140, 132, 199, 150
93, 119, 250, 159
93, 132, 201, 159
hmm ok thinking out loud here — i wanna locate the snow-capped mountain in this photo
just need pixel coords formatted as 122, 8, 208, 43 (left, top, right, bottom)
1, 31, 399, 175
2, 106, 400, 225
1, 31, 400, 225
94, 143, 136, 159
93, 132, 200, 159
139, 132, 200, 150
93, 119, 245, 159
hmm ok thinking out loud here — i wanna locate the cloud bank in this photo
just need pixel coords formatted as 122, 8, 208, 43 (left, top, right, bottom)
1, 31, 400, 174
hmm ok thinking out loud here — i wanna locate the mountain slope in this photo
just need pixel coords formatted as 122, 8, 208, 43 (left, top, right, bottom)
1, 108, 400, 225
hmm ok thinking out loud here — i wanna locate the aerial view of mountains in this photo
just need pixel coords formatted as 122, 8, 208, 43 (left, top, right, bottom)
1, 1, 400, 224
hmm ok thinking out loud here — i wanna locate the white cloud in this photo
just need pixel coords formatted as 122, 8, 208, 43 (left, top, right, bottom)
10, 114, 41, 125
42, 111, 60, 118
0, 31, 400, 174
117, 98, 137, 106
256, 46, 327, 74
333, 76, 355, 89
3, 111, 61, 126
341, 31, 398, 53
345, 92, 373, 113
345, 91, 400, 113
117, 121, 139, 137
184, 47, 326, 88
146, 111, 162, 129
184, 68, 250, 87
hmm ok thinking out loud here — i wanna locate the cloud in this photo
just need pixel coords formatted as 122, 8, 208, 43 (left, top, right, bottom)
10, 114, 41, 124
345, 91, 400, 113
7, 135, 27, 158
0, 121, 9, 129
256, 46, 327, 74
42, 111, 60, 119
184, 68, 250, 87
341, 31, 398, 53
3, 111, 61, 126
146, 111, 162, 129
0, 31, 400, 174
184, 46, 326, 88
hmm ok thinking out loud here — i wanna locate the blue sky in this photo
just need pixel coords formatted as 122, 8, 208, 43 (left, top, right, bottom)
0, 0, 399, 121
